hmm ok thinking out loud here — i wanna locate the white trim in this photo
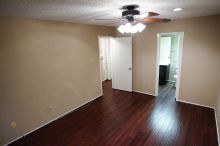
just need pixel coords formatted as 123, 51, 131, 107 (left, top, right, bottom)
155, 34, 160, 96
155, 32, 184, 101
110, 38, 114, 90
177, 99, 214, 109
4, 94, 102, 146
214, 108, 220, 145
132, 90, 156, 97
98, 37, 104, 95
175, 32, 184, 101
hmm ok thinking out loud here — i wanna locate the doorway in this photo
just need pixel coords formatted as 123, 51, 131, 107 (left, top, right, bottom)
155, 32, 184, 100
98, 36, 132, 96
99, 37, 112, 82
98, 36, 112, 96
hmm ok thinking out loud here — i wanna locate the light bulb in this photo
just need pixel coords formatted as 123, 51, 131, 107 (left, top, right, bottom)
124, 23, 132, 33
131, 25, 138, 33
136, 23, 146, 32
117, 24, 125, 33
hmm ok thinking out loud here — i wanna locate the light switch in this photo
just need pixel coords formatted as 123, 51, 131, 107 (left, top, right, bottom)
11, 122, 16, 128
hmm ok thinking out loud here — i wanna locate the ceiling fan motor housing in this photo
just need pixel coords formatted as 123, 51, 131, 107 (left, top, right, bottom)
122, 9, 140, 17
122, 4, 140, 22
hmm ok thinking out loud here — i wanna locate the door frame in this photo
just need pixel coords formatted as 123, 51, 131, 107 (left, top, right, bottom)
155, 32, 184, 100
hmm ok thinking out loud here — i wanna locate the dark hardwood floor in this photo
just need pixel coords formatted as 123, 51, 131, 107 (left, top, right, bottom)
158, 81, 176, 100
10, 80, 218, 146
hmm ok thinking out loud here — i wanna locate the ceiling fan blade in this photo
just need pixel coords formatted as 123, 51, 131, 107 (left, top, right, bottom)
137, 12, 159, 19
95, 18, 124, 21
144, 12, 160, 17
143, 18, 171, 23
105, 22, 117, 27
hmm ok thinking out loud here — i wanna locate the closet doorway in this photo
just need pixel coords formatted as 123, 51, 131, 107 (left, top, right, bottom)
98, 36, 132, 96
99, 37, 112, 82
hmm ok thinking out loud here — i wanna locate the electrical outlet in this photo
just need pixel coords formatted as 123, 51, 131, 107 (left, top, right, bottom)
89, 58, 95, 62
49, 105, 54, 113
49, 105, 53, 110
10, 122, 16, 129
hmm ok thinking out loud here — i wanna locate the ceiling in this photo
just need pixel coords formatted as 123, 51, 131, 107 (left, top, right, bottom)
0, 0, 220, 27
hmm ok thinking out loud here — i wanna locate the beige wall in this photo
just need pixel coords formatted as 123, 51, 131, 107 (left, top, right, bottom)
0, 16, 115, 145
132, 15, 220, 107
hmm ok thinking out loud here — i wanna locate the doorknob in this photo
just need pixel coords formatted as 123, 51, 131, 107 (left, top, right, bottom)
128, 67, 132, 70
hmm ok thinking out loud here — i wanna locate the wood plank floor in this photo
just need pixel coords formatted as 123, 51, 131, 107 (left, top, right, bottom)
10, 80, 218, 146
158, 81, 176, 100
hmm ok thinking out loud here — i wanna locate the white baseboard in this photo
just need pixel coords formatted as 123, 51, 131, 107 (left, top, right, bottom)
132, 90, 156, 97
214, 108, 220, 145
4, 94, 102, 146
177, 99, 214, 109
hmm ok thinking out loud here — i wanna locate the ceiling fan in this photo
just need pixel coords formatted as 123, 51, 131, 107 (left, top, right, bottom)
96, 4, 171, 33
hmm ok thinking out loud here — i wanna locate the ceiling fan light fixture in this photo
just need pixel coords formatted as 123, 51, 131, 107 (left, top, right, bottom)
173, 8, 183, 12
117, 23, 146, 34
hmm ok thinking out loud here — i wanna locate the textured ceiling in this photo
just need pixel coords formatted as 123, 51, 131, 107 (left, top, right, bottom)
0, 0, 220, 26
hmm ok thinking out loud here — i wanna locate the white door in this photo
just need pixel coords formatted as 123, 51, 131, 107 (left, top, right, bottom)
111, 37, 132, 92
